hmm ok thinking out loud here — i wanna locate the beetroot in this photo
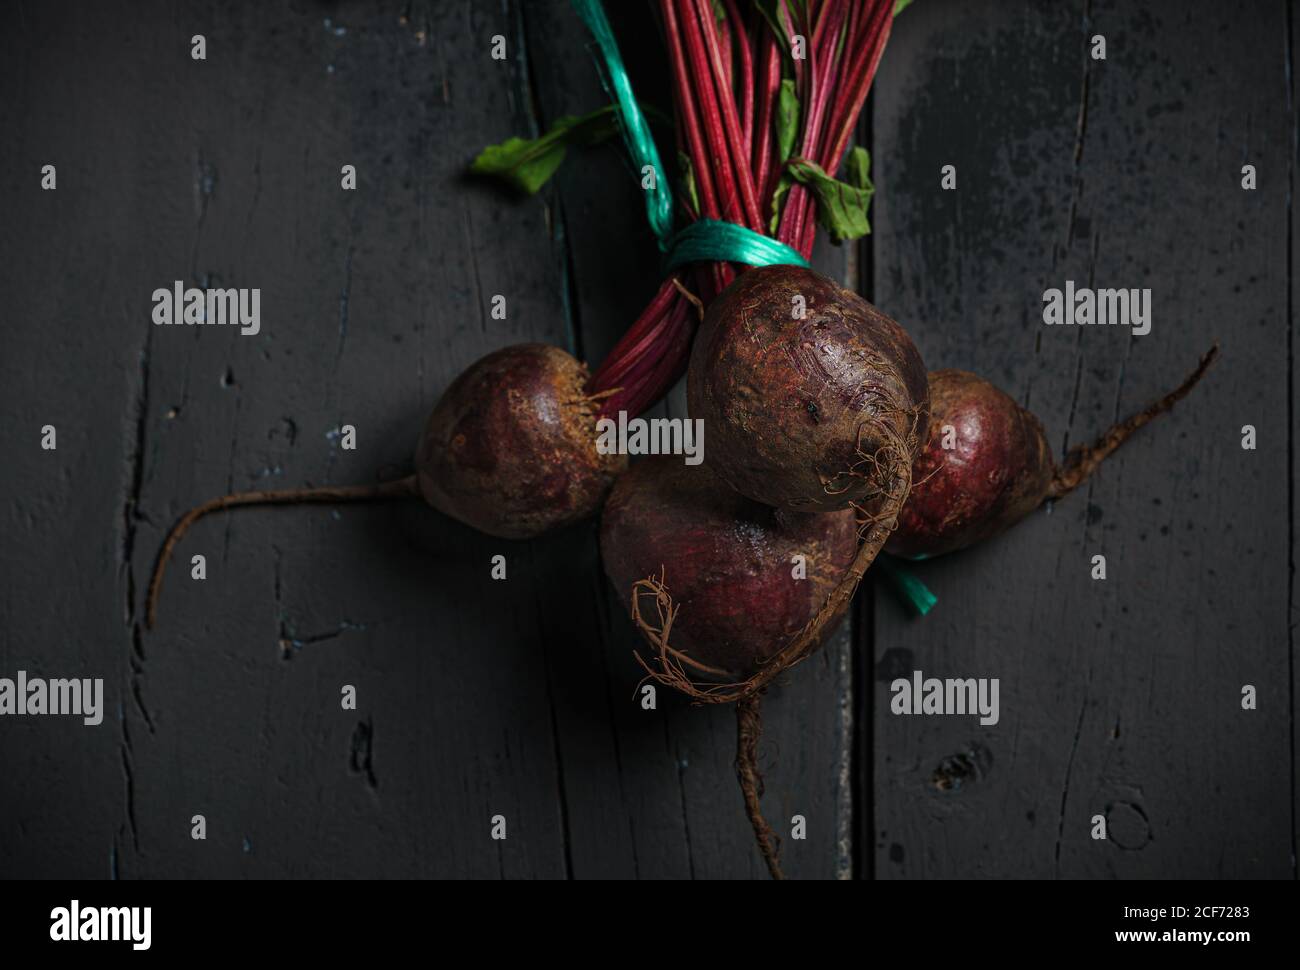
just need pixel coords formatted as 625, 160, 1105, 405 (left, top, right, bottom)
687, 265, 929, 512
600, 455, 858, 879
888, 347, 1219, 560
886, 370, 1053, 560
656, 264, 927, 695
416, 344, 625, 539
147, 343, 623, 627
600, 457, 858, 681
630, 266, 930, 698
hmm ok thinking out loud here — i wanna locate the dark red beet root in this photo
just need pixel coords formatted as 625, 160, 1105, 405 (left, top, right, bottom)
886, 371, 1053, 560
888, 346, 1219, 560
416, 343, 625, 539
600, 454, 859, 880
147, 343, 622, 627
687, 265, 929, 512
600, 456, 858, 680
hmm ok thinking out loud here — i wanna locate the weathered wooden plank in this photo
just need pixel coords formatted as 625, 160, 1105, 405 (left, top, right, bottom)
1290, 0, 1299, 884
0, 0, 191, 881
868, 0, 1293, 878
522, 0, 855, 879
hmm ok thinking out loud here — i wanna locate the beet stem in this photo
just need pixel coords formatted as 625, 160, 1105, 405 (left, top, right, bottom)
678, 0, 744, 226
1047, 344, 1220, 501
736, 693, 784, 880
145, 475, 419, 630
751, 35, 779, 203
661, 0, 721, 220
693, 0, 763, 231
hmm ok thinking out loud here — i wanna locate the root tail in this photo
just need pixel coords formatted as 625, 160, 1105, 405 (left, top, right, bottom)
736, 693, 784, 880
1048, 344, 1219, 500
145, 475, 419, 629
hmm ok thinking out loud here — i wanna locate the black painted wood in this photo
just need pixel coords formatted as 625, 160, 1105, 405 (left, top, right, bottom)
0, 0, 1292, 880
868, 0, 1295, 878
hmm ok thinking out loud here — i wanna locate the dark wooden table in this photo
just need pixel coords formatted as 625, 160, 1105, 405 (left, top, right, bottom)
1, 0, 1294, 879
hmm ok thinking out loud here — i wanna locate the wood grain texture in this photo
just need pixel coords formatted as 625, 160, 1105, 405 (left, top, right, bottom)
868, 0, 1295, 878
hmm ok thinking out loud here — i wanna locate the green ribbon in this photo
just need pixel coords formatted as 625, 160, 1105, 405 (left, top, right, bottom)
878, 555, 937, 616
568, 0, 806, 271
570, 0, 934, 617
569, 0, 674, 248
666, 219, 809, 270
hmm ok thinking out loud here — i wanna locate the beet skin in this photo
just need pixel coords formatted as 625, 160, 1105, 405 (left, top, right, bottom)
417, 344, 625, 539
887, 370, 1052, 560
600, 456, 858, 679
687, 265, 929, 512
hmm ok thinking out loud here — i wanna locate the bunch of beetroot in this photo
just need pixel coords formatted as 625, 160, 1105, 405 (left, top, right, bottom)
141, 0, 1221, 882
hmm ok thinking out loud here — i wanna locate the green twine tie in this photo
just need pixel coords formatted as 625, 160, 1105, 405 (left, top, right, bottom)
878, 555, 937, 616
569, 0, 806, 270
665, 219, 809, 270
569, 0, 674, 248
569, 0, 934, 618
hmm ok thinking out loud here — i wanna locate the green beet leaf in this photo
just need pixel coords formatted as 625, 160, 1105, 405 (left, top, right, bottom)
785, 146, 875, 243
470, 106, 620, 195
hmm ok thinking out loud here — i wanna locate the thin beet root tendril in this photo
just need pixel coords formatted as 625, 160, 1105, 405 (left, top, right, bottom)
146, 477, 418, 629
736, 694, 783, 880
1047, 345, 1219, 500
